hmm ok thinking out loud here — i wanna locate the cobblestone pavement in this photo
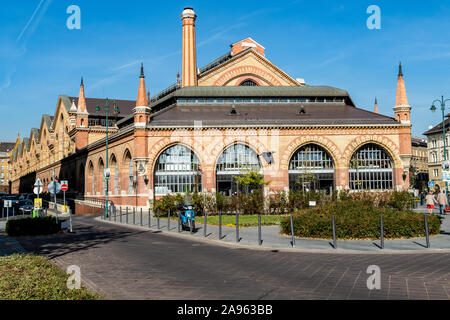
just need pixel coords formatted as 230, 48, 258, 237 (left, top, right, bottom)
14, 215, 450, 300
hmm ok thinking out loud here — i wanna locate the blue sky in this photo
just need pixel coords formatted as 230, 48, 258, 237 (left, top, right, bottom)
1, 0, 450, 141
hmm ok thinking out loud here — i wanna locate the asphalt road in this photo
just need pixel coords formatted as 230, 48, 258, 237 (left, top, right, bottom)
16, 215, 450, 300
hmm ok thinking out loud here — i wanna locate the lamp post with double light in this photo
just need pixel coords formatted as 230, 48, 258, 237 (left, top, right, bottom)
430, 96, 450, 200
95, 99, 119, 218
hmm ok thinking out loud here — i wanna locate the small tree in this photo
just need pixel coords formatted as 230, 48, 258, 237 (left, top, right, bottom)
233, 168, 269, 194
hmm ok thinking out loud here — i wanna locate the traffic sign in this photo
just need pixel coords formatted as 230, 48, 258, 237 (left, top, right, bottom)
61, 180, 68, 192
104, 168, 111, 178
3, 200, 12, 208
34, 198, 42, 209
33, 186, 43, 195
35, 179, 42, 186
34, 178, 43, 187
48, 181, 61, 194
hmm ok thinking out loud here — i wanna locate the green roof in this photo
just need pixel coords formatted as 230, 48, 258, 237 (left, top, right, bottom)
172, 86, 349, 97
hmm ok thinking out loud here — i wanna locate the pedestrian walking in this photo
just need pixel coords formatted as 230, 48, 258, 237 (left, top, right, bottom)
436, 189, 448, 215
425, 191, 437, 215
420, 191, 425, 206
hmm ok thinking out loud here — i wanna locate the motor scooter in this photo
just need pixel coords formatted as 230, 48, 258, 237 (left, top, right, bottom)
178, 204, 196, 231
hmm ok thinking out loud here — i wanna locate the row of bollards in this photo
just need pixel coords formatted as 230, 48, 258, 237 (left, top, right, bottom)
106, 206, 432, 250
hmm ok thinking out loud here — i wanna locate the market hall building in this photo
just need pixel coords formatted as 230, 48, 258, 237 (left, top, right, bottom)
8, 8, 413, 209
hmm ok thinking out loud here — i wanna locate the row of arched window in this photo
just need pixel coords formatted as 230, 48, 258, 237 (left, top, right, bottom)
86, 142, 395, 196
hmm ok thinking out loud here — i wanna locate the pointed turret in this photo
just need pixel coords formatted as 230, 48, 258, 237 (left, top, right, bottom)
136, 63, 148, 107
395, 62, 409, 107
134, 64, 151, 127
77, 77, 87, 113
374, 97, 379, 114
393, 62, 411, 124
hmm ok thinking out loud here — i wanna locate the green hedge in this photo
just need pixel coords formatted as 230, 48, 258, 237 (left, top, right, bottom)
280, 201, 441, 239
6, 217, 61, 237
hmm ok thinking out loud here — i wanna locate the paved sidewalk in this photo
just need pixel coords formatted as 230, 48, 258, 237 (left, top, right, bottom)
0, 220, 26, 256
97, 204, 450, 252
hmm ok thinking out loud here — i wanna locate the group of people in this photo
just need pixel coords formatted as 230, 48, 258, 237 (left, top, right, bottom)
421, 189, 448, 215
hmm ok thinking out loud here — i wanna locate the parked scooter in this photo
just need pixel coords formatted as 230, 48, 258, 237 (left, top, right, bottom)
178, 204, 196, 231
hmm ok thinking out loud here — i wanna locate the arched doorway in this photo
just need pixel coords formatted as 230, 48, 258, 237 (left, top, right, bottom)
154, 144, 201, 195
349, 143, 394, 190
288, 144, 335, 192
216, 143, 261, 195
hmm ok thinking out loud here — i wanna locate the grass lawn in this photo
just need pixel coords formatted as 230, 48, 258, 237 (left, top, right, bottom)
0, 254, 100, 300
159, 214, 287, 227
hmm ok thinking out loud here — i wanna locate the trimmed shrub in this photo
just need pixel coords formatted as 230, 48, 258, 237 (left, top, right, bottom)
152, 193, 184, 217
280, 200, 441, 239
6, 217, 61, 237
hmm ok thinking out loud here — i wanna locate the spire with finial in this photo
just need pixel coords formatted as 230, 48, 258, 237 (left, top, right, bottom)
374, 97, 379, 114
395, 61, 408, 106
77, 76, 87, 113
177, 72, 180, 85
136, 63, 148, 107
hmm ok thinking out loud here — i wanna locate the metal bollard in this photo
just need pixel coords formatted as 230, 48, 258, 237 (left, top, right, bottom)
380, 215, 384, 249
168, 209, 171, 231
114, 206, 116, 222
189, 217, 193, 234
424, 213, 430, 248
236, 211, 239, 243
177, 212, 181, 233
204, 211, 207, 237
258, 214, 262, 245
148, 208, 151, 228
109, 206, 112, 221
219, 212, 222, 240
290, 215, 295, 247
332, 215, 337, 249
126, 207, 128, 224
133, 207, 136, 225
157, 208, 160, 229
120, 207, 122, 223
140, 208, 143, 226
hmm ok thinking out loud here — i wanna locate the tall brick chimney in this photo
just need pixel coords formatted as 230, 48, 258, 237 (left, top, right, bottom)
181, 7, 197, 87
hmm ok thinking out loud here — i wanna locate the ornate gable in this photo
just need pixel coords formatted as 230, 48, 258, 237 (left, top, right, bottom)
198, 48, 300, 87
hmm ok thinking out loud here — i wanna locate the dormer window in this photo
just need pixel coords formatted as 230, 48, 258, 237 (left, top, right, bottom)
239, 79, 258, 86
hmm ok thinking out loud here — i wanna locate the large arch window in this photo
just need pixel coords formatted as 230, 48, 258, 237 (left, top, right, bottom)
289, 144, 334, 192
154, 144, 201, 195
349, 143, 393, 190
216, 143, 261, 195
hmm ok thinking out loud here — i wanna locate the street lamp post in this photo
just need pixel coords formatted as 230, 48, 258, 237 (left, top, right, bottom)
430, 95, 450, 200
96, 99, 119, 218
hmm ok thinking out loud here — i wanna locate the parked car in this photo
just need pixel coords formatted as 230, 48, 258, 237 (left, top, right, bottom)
2, 195, 19, 207
18, 199, 34, 215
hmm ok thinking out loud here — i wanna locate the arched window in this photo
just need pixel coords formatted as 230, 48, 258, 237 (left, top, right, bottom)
124, 151, 134, 194
88, 161, 94, 194
349, 143, 393, 190
216, 143, 261, 195
239, 79, 258, 86
289, 144, 334, 192
110, 155, 118, 195
99, 158, 105, 195
154, 144, 201, 195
